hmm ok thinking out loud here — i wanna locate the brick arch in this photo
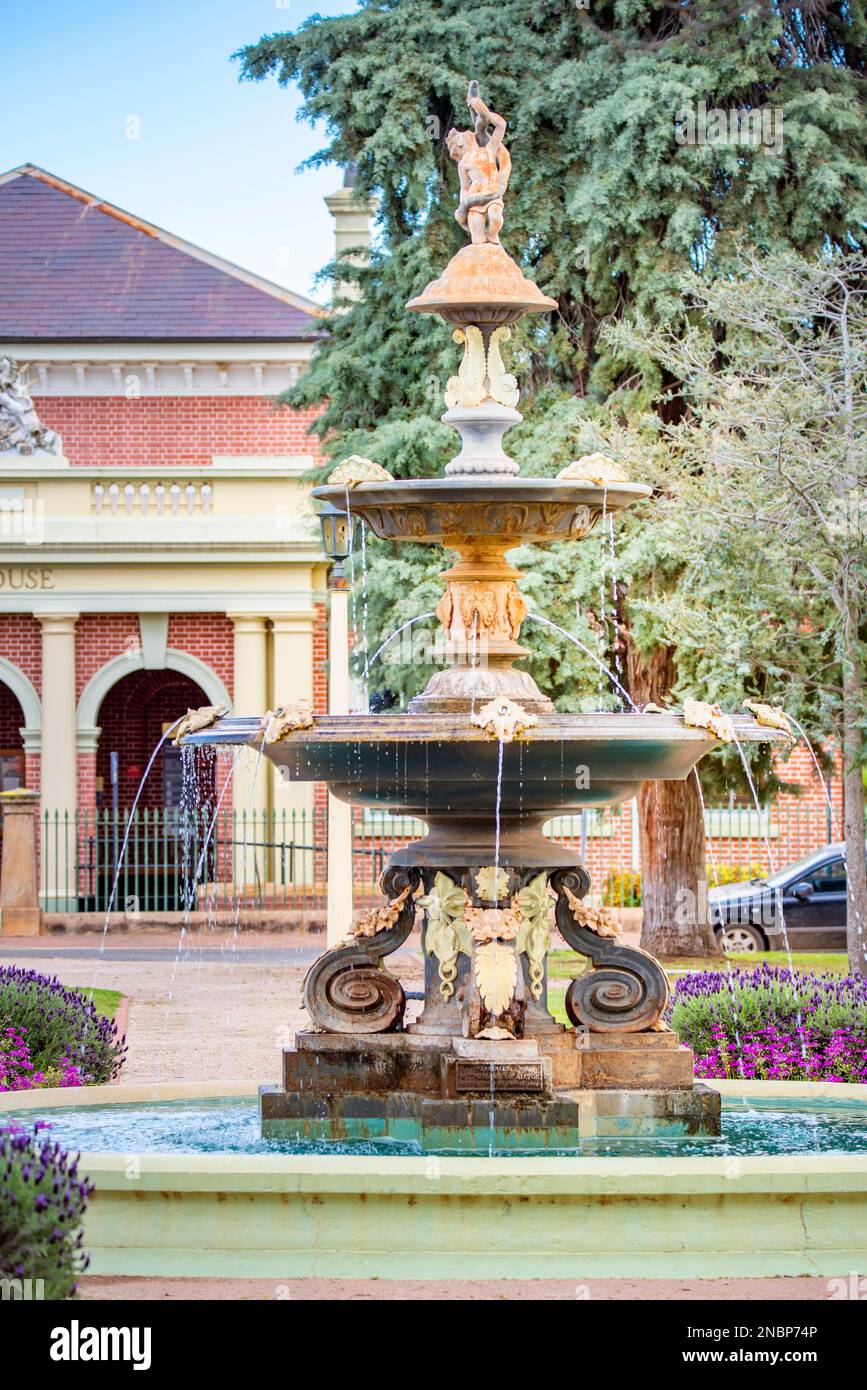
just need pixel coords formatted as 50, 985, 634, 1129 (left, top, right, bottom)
0, 657, 41, 733
0, 682, 26, 787
77, 647, 231, 737
95, 667, 215, 810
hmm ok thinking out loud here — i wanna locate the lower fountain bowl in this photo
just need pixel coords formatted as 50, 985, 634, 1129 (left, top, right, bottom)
5, 1081, 867, 1278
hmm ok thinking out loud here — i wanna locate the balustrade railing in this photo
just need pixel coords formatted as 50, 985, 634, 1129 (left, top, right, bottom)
91, 480, 213, 516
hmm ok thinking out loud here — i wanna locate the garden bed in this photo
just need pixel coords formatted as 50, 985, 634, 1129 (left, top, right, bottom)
0, 966, 127, 1092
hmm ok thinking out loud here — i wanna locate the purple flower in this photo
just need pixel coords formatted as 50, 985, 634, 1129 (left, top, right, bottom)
670, 965, 867, 1084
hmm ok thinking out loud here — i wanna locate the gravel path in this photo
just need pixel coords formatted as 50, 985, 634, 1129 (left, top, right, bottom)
2, 935, 424, 1084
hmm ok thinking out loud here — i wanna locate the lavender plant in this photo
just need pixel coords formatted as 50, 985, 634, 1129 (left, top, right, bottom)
671, 963, 867, 1082
0, 966, 126, 1087
0, 1122, 93, 1299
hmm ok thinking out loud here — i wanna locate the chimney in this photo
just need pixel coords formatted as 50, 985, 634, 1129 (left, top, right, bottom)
324, 165, 377, 305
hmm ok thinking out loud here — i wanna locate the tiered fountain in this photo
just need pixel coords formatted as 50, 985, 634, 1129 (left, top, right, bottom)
184, 83, 786, 1152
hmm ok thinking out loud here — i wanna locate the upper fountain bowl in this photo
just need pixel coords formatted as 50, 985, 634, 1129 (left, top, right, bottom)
311, 475, 651, 545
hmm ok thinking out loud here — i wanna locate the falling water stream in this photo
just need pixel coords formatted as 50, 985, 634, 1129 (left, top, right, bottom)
785, 712, 863, 956
359, 517, 371, 708
152, 745, 246, 1088
608, 515, 624, 684
77, 714, 196, 1082
493, 737, 505, 897
597, 487, 609, 701
363, 612, 437, 680
524, 612, 638, 710
730, 734, 796, 962
692, 767, 747, 1081
728, 731, 808, 1060
95, 714, 186, 954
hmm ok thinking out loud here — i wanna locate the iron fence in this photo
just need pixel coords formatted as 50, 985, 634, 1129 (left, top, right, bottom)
37, 798, 840, 915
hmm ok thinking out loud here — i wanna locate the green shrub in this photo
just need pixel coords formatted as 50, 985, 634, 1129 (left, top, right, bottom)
605, 871, 641, 907
708, 862, 765, 888
0, 1123, 93, 1299
0, 967, 126, 1086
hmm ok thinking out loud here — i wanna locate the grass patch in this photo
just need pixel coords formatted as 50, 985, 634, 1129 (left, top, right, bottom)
548, 949, 848, 979
546, 982, 569, 1027
76, 986, 123, 1022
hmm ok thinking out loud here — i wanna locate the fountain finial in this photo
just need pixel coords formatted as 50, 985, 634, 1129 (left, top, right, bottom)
406, 82, 556, 328
446, 82, 511, 247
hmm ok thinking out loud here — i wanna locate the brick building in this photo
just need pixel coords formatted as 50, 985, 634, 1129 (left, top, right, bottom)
0, 165, 354, 907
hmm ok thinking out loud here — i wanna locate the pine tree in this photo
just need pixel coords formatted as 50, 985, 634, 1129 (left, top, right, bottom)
238, 0, 867, 953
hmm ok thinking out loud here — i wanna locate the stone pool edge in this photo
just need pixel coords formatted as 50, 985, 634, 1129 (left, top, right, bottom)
3, 1080, 867, 1280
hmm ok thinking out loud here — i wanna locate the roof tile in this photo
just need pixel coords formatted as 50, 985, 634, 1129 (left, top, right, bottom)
0, 172, 318, 340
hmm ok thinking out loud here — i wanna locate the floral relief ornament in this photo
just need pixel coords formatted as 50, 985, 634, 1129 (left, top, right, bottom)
474, 866, 510, 903
347, 882, 415, 942
418, 873, 471, 1000
464, 899, 522, 1018
562, 881, 620, 939
515, 871, 554, 1001
470, 696, 538, 742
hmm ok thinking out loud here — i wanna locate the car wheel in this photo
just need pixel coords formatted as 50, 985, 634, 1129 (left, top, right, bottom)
721, 924, 765, 953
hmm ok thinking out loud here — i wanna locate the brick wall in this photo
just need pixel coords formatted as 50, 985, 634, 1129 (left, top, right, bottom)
74, 614, 140, 700
35, 397, 325, 469
73, 613, 233, 703
167, 614, 233, 695
0, 614, 42, 687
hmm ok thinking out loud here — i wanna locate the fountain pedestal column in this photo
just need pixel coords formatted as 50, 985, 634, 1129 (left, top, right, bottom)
260, 853, 720, 1149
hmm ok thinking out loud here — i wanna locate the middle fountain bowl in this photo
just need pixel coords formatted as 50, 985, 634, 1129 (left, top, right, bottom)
190, 710, 784, 869
311, 473, 652, 716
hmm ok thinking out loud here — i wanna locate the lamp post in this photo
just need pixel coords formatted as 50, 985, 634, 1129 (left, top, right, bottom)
318, 503, 357, 947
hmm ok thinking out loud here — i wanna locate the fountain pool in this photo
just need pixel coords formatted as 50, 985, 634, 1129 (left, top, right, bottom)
4, 1081, 867, 1278
9, 1091, 867, 1158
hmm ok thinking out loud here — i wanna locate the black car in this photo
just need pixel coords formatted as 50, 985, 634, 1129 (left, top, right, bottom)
709, 842, 855, 952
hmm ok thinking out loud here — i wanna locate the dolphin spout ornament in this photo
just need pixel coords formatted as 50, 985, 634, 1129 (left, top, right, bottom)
682, 698, 735, 742
743, 699, 795, 744
173, 705, 228, 746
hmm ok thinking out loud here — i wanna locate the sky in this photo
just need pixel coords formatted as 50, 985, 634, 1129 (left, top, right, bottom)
4, 0, 359, 303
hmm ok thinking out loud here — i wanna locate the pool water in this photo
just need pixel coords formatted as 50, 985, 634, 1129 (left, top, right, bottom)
7, 1095, 867, 1158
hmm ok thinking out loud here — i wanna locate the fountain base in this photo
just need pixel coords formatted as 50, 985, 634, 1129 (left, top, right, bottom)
260, 1031, 720, 1151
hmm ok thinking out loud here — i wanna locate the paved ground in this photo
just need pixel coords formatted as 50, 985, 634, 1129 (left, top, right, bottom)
79, 1275, 842, 1301
0, 930, 424, 1083
0, 943, 323, 964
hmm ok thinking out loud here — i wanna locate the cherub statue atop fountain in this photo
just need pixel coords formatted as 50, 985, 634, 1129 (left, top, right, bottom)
446, 81, 511, 246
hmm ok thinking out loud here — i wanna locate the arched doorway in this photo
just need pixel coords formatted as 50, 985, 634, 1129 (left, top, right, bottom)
95, 667, 216, 812
0, 682, 26, 864
0, 682, 26, 793
84, 668, 219, 912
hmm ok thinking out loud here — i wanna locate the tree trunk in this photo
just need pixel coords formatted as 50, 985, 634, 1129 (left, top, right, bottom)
625, 638, 720, 958
842, 656, 867, 976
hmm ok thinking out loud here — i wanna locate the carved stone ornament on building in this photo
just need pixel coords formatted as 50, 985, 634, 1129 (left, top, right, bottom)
0, 357, 63, 456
